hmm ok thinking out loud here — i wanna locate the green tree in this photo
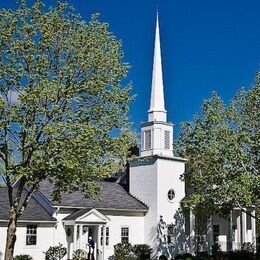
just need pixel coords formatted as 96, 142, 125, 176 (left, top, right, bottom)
176, 72, 260, 221
0, 1, 135, 259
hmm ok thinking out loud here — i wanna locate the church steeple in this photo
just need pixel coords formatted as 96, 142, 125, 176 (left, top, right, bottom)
148, 12, 167, 122
140, 11, 174, 158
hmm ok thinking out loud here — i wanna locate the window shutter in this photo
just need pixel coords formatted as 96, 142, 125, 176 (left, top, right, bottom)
164, 131, 170, 149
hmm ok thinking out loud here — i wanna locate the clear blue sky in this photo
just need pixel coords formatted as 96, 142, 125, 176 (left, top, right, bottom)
1, 0, 260, 138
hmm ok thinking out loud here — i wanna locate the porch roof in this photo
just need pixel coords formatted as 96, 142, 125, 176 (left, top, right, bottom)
63, 208, 92, 221
63, 208, 110, 224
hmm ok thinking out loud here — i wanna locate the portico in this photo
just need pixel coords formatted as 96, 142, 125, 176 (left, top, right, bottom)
63, 208, 110, 260
188, 208, 257, 255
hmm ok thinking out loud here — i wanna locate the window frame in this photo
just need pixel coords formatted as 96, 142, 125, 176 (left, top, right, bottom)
101, 226, 110, 246
100, 226, 104, 246
26, 225, 37, 246
121, 226, 129, 244
167, 189, 175, 202
105, 227, 109, 246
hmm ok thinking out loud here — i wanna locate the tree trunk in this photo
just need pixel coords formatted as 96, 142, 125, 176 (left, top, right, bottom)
4, 209, 18, 260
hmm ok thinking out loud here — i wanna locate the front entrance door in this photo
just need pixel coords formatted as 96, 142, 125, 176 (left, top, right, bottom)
87, 226, 98, 260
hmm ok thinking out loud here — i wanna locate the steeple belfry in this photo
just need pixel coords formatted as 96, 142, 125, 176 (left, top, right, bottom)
148, 12, 167, 122
140, 12, 174, 158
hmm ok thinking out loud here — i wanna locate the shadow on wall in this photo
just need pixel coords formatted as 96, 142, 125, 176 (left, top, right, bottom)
148, 224, 158, 258
0, 251, 3, 260
157, 209, 190, 258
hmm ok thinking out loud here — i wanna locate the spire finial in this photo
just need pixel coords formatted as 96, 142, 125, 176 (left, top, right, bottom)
148, 8, 167, 122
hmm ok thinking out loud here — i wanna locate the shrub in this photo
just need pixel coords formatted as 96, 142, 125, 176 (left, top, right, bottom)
195, 251, 209, 259
44, 243, 67, 260
226, 250, 255, 260
159, 255, 167, 260
241, 242, 255, 253
175, 253, 193, 259
182, 253, 193, 259
126, 252, 138, 260
114, 243, 133, 260
72, 249, 87, 260
211, 243, 221, 256
132, 244, 152, 260
14, 255, 33, 260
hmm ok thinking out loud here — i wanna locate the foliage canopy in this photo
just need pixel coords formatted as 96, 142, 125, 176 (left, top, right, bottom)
0, 1, 135, 258
176, 72, 260, 219
0, 1, 135, 201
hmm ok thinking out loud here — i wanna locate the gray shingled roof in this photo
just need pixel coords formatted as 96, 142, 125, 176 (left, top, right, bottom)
0, 187, 56, 222
39, 180, 148, 211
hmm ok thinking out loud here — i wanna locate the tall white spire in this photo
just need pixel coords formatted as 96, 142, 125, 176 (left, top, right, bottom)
148, 12, 167, 122
140, 11, 173, 158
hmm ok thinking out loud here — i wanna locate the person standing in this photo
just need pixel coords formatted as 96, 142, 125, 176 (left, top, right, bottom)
88, 236, 95, 260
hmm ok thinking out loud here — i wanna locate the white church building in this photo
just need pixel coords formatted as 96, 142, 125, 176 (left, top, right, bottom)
0, 14, 256, 260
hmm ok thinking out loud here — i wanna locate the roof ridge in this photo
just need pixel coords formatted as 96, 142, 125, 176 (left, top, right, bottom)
23, 186, 56, 220
30, 192, 56, 220
0, 187, 56, 222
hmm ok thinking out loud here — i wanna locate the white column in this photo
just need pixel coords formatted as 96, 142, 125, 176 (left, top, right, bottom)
97, 225, 101, 260
79, 225, 83, 249
94, 227, 97, 260
236, 212, 241, 249
207, 215, 213, 254
190, 210, 195, 255
242, 210, 247, 244
102, 225, 105, 260
85, 227, 89, 254
73, 224, 78, 252
252, 210, 256, 252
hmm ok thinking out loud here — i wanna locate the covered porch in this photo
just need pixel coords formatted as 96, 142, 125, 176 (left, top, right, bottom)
189, 208, 256, 254
63, 208, 110, 260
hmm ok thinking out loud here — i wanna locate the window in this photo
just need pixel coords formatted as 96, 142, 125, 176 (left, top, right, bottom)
105, 227, 109, 246
144, 130, 151, 150
246, 213, 252, 230
232, 225, 236, 242
213, 225, 219, 243
101, 227, 110, 246
101, 227, 104, 246
167, 225, 175, 244
26, 225, 37, 245
167, 189, 175, 202
121, 227, 129, 244
164, 131, 170, 149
